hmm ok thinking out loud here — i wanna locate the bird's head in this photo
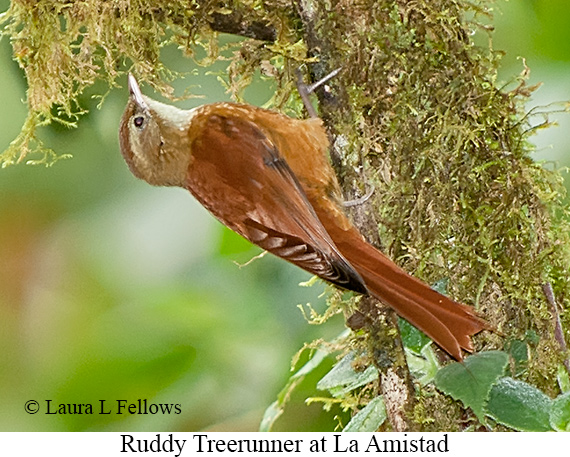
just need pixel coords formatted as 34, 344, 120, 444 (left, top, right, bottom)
119, 74, 195, 187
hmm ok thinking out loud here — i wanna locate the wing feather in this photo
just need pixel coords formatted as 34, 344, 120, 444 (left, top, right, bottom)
186, 109, 367, 294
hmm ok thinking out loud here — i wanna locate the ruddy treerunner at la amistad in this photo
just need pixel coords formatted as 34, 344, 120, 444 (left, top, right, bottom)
119, 74, 488, 360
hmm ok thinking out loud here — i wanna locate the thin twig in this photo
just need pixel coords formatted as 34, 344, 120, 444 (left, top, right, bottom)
542, 282, 570, 376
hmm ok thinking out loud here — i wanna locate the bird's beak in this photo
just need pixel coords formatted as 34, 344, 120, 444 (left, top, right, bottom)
128, 74, 149, 110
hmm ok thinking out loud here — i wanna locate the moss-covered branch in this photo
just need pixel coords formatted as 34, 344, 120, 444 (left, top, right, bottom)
2, 0, 569, 431
0, 0, 286, 164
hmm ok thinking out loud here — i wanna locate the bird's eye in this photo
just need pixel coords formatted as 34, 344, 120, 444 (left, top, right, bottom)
133, 115, 145, 129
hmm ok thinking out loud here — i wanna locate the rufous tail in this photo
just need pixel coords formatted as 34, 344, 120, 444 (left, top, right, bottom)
332, 226, 487, 360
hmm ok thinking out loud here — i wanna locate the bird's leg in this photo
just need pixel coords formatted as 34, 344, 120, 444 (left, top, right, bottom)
343, 185, 375, 208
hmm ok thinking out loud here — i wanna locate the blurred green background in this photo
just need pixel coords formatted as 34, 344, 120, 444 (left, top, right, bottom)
0, 0, 569, 431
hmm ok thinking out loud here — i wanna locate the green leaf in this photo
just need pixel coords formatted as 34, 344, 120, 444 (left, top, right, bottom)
506, 339, 529, 377
290, 348, 330, 381
557, 364, 570, 393
317, 351, 378, 398
487, 377, 553, 431
434, 350, 508, 422
343, 396, 387, 432
550, 391, 570, 432
260, 347, 329, 431
398, 317, 431, 354
431, 278, 449, 295
405, 344, 439, 385
259, 400, 283, 432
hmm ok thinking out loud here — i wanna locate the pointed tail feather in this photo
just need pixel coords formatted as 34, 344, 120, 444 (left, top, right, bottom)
332, 226, 487, 360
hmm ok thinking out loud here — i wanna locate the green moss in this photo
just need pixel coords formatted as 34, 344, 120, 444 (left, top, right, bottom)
2, 0, 569, 430
292, 0, 570, 427
0, 0, 291, 164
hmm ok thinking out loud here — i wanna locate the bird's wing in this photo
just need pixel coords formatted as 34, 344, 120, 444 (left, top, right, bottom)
186, 110, 367, 293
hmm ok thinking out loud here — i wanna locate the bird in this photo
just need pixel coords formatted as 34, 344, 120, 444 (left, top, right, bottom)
119, 74, 487, 360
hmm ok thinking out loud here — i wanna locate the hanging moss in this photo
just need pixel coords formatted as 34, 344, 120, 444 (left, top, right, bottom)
293, 0, 570, 423
0, 0, 288, 164
1, 0, 569, 430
